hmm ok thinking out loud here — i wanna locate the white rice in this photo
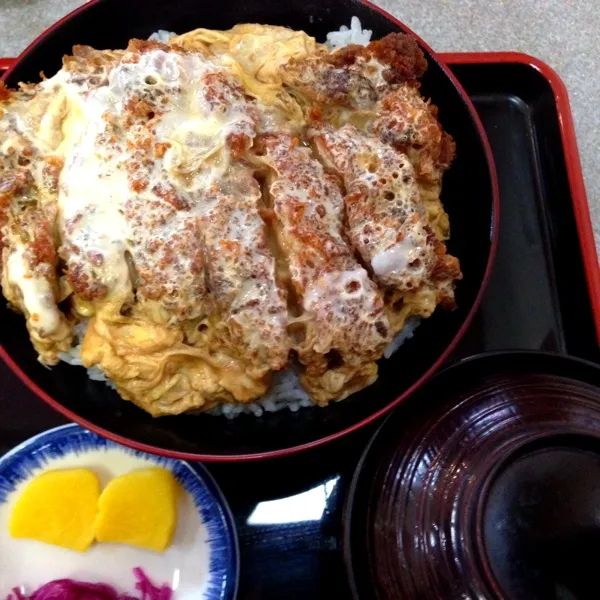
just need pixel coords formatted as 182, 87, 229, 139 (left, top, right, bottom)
147, 30, 177, 43
383, 317, 420, 358
58, 19, 413, 417
58, 322, 117, 389
325, 16, 372, 49
208, 369, 313, 419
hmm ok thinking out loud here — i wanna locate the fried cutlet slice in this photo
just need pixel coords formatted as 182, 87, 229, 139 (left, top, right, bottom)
259, 133, 390, 402
281, 32, 427, 109
201, 165, 290, 374
311, 124, 461, 311
0, 86, 72, 364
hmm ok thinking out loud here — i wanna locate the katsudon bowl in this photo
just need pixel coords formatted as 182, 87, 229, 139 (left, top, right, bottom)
0, 0, 498, 460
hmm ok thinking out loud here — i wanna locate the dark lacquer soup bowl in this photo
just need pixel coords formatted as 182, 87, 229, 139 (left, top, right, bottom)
345, 352, 600, 599
0, 0, 498, 460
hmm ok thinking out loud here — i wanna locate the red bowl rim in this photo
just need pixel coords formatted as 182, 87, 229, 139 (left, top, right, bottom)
0, 0, 500, 462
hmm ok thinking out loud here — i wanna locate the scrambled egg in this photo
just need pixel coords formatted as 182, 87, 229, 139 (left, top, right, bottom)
171, 24, 319, 127
0, 26, 460, 416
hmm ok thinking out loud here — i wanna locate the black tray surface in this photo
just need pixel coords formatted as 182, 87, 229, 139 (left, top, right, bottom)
1, 61, 598, 599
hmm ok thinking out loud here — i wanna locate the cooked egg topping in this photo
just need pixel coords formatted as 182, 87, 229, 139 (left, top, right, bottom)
0, 29, 461, 415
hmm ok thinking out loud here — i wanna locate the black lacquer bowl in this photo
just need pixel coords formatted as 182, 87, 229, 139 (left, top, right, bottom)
0, 0, 498, 460
345, 352, 600, 600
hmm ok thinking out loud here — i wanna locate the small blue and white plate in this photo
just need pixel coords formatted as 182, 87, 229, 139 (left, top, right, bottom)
0, 424, 238, 600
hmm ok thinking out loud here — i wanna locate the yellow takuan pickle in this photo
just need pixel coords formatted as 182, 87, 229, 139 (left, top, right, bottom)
94, 467, 179, 552
8, 468, 100, 552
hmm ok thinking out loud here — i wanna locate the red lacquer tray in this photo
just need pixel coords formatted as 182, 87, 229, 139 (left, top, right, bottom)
0, 52, 599, 599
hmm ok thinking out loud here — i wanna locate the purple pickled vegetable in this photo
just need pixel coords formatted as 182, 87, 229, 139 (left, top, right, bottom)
132, 569, 172, 600
6, 569, 172, 600
31, 580, 121, 600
